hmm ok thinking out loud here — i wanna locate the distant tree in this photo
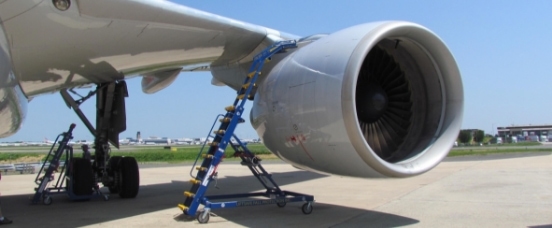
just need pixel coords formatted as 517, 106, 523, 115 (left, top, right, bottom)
458, 130, 472, 144
473, 130, 485, 143
483, 134, 493, 144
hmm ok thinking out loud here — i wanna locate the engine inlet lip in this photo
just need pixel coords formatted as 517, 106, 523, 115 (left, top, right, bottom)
342, 21, 461, 177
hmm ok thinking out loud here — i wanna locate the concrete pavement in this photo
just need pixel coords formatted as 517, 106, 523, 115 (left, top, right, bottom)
0, 152, 551, 227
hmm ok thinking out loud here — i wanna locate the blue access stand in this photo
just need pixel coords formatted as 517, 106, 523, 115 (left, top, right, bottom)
31, 124, 108, 205
178, 40, 314, 224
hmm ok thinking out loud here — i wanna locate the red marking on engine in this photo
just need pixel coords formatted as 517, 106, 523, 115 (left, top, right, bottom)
299, 141, 314, 161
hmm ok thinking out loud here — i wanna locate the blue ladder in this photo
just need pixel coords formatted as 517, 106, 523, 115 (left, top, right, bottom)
198, 135, 314, 221
31, 124, 76, 204
178, 40, 300, 217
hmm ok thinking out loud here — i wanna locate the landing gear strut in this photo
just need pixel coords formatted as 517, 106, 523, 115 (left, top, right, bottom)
61, 81, 139, 198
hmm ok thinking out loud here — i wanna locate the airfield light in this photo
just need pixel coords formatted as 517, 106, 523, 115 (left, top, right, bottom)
53, 0, 70, 11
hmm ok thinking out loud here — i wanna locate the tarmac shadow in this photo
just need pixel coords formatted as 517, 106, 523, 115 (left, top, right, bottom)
0, 170, 333, 227
172, 202, 419, 227
2, 169, 418, 227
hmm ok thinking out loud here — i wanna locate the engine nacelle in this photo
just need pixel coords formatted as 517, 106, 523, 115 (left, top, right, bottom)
251, 21, 463, 178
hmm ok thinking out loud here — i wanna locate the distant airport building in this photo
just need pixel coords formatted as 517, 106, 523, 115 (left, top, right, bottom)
497, 125, 551, 142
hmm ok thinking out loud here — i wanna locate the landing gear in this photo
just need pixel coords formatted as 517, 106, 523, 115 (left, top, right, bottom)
106, 156, 139, 198
71, 158, 95, 196
107, 156, 122, 194
60, 81, 139, 199
116, 157, 140, 198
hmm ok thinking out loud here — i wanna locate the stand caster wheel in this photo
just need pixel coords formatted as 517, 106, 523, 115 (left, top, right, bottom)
43, 196, 53, 205
277, 202, 286, 208
197, 211, 210, 224
302, 202, 313, 215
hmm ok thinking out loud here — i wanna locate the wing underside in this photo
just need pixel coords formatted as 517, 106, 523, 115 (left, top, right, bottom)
0, 0, 285, 96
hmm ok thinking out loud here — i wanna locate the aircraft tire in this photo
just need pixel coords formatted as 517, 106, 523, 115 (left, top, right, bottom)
72, 158, 95, 196
108, 156, 123, 194
118, 156, 140, 198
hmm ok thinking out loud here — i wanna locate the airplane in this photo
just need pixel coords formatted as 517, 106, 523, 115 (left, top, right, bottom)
43, 138, 55, 146
44, 137, 77, 146
118, 138, 130, 145
0, 0, 463, 206
174, 138, 194, 145
26, 141, 47, 146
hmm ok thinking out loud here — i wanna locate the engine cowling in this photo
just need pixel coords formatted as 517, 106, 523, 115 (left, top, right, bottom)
250, 21, 463, 178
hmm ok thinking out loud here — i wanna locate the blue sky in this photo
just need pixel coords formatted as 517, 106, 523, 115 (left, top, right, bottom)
4, 0, 552, 141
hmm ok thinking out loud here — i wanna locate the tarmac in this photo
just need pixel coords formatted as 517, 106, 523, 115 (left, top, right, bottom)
1, 152, 551, 227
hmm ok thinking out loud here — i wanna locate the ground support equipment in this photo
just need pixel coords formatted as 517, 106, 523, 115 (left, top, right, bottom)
177, 40, 314, 224
31, 124, 108, 205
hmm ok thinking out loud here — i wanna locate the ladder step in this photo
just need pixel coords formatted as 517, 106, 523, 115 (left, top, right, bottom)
189, 179, 201, 185
214, 129, 226, 135
242, 82, 256, 89
219, 117, 245, 123
184, 191, 195, 198
177, 204, 188, 211
247, 71, 260, 78
195, 166, 207, 171
237, 94, 252, 100
208, 142, 219, 146
225, 106, 235, 112
202, 154, 214, 159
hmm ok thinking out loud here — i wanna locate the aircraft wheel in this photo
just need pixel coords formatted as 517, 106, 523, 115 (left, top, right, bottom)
302, 202, 313, 215
107, 156, 123, 194
108, 186, 119, 194
118, 157, 139, 198
277, 202, 286, 208
72, 158, 95, 196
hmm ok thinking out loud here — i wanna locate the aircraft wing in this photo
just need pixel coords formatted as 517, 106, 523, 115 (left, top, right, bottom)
0, 0, 290, 96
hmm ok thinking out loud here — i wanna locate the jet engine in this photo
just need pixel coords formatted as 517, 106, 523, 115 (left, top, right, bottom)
250, 21, 463, 178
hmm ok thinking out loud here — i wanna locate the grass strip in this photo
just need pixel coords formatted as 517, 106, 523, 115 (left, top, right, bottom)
0, 153, 44, 162
0, 143, 550, 163
111, 144, 272, 162
448, 148, 552, 157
